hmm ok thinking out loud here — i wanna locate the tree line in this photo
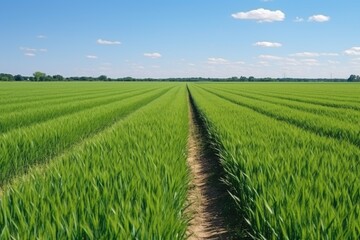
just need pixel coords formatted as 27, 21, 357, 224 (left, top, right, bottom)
347, 75, 360, 82
0, 72, 359, 82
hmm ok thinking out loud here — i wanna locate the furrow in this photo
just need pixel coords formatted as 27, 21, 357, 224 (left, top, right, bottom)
0, 88, 157, 134
0, 87, 171, 185
207, 87, 360, 125
199, 86, 360, 148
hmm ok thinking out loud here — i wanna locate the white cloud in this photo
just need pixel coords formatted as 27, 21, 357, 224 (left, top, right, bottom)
207, 57, 229, 64
258, 61, 270, 66
301, 59, 318, 63
264, 55, 334, 68
99, 66, 112, 71
350, 58, 360, 65
20, 47, 47, 57
321, 53, 339, 56
231, 8, 285, 23
86, 55, 98, 59
254, 41, 282, 48
24, 53, 36, 57
290, 52, 339, 57
283, 58, 299, 66
294, 17, 304, 22
257, 55, 324, 67
37, 35, 47, 39
259, 55, 283, 60
291, 52, 320, 57
20, 47, 37, 52
301, 59, 320, 66
128, 63, 146, 70
328, 60, 340, 64
144, 52, 162, 58
308, 15, 330, 22
97, 39, 121, 45
344, 47, 360, 56
20, 47, 48, 53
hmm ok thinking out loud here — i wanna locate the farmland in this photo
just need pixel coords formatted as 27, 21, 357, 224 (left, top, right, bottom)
1, 82, 360, 239
188, 83, 360, 239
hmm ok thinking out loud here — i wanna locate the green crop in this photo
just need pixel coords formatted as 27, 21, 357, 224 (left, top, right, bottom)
1, 81, 359, 239
203, 85, 360, 124
0, 86, 170, 185
199, 86, 360, 147
188, 83, 360, 239
0, 88, 159, 133
0, 84, 190, 239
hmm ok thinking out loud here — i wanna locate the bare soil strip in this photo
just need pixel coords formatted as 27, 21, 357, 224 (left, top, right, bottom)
186, 93, 235, 239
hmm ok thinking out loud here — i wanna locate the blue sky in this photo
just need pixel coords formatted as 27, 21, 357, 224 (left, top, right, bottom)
1, 0, 360, 78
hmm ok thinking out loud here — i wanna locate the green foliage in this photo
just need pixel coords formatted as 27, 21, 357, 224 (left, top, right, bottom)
348, 74, 360, 82
201, 86, 360, 147
0, 73, 14, 81
0, 87, 157, 134
0, 86, 168, 185
188, 83, 360, 239
0, 83, 189, 239
33, 71, 46, 81
1, 81, 359, 239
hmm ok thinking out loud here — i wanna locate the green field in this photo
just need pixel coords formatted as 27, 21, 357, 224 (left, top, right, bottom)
1, 82, 359, 239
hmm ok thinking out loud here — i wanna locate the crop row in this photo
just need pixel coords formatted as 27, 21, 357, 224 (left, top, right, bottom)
203, 85, 360, 125
199, 86, 360, 147
0, 82, 119, 105
0, 85, 190, 239
0, 84, 155, 114
1, 82, 359, 239
0, 87, 169, 185
247, 90, 360, 110
188, 84, 360, 239
0, 87, 157, 133
211, 83, 360, 102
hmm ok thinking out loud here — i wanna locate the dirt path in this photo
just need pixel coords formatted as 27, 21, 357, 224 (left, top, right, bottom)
186, 96, 233, 239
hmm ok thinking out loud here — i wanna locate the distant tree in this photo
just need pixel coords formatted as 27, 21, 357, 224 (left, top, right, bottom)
52, 75, 64, 81
0, 74, 8, 81
248, 76, 255, 82
239, 76, 248, 82
45, 75, 54, 81
98, 75, 107, 81
33, 71, 46, 81
263, 77, 272, 82
123, 77, 133, 81
0, 73, 14, 81
14, 74, 23, 81
348, 75, 356, 82
348, 74, 360, 82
